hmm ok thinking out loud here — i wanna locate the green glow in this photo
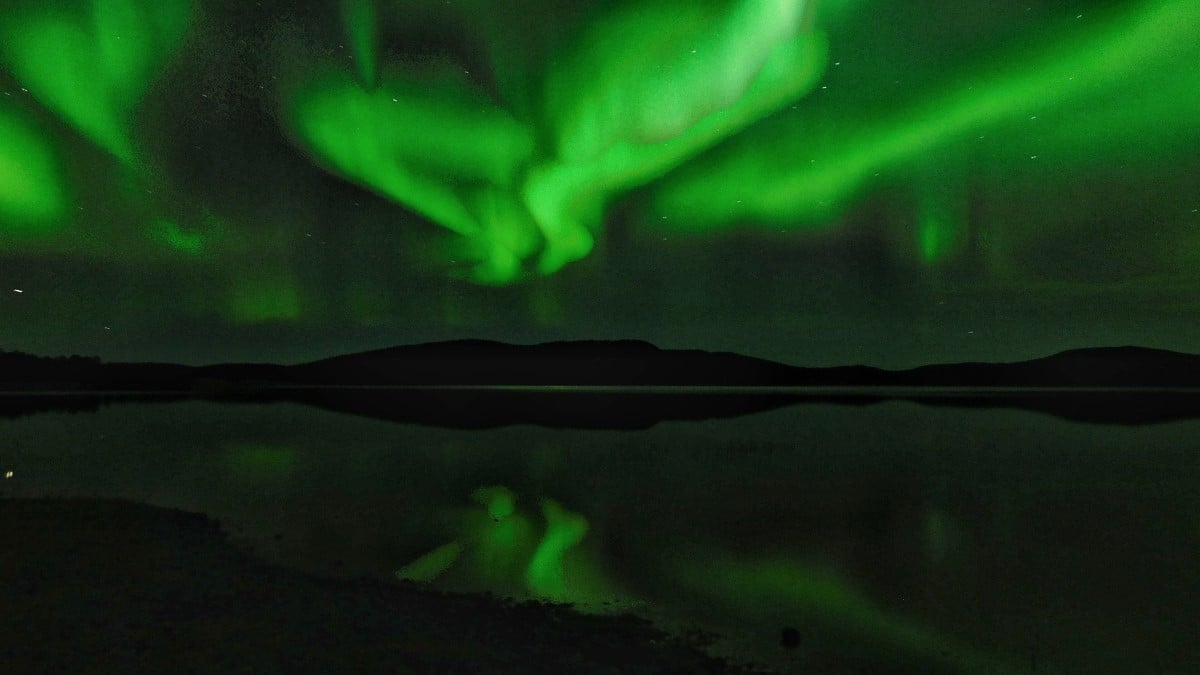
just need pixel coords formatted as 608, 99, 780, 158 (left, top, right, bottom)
524, 497, 589, 599
286, 70, 535, 225
395, 485, 538, 590
1038, 77, 1200, 156
340, 0, 378, 89
653, 0, 1200, 228
0, 106, 65, 227
457, 485, 537, 591
146, 220, 206, 256
524, 0, 824, 276
0, 0, 1194, 297
815, 0, 866, 27
0, 0, 195, 161
916, 186, 967, 264
466, 489, 616, 605
543, 0, 815, 160
667, 550, 1020, 672
918, 218, 945, 263
470, 509, 539, 589
526, 13, 826, 274
471, 485, 517, 521
284, 68, 539, 284
229, 278, 302, 324
396, 541, 463, 583
283, 0, 825, 283
226, 444, 296, 481
449, 188, 543, 285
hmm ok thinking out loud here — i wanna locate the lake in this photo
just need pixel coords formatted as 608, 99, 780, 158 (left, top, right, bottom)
2, 395, 1196, 674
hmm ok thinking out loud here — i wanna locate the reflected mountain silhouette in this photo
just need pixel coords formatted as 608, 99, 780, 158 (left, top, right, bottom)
279, 388, 830, 430
2, 342, 1199, 427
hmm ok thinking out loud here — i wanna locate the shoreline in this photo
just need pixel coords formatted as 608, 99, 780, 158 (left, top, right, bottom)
0, 497, 762, 674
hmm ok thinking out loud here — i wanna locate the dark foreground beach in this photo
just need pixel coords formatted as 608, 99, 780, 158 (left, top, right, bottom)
0, 499, 755, 675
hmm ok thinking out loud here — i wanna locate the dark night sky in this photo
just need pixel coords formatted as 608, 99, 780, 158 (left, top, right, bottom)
0, 0, 1197, 368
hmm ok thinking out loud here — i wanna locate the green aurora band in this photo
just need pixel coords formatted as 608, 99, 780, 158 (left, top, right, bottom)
276, 0, 1200, 281
0, 0, 195, 163
651, 0, 1200, 250
0, 0, 1194, 321
284, 0, 826, 284
0, 105, 65, 226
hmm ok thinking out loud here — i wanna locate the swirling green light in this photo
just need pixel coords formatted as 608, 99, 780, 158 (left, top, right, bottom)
527, 6, 826, 274
652, 0, 1200, 231
0, 0, 195, 161
284, 67, 540, 284
283, 0, 824, 283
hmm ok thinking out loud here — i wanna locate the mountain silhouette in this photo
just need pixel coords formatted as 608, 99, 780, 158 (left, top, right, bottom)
2, 342, 1200, 426
292, 342, 1200, 388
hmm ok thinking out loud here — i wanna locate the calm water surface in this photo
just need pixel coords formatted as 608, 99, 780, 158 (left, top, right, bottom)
2, 398, 1197, 674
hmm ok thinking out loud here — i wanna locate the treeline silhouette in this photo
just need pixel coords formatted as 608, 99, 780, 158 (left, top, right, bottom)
0, 350, 103, 385
7, 342, 1200, 389
3, 342, 1200, 426
0, 350, 196, 390
0, 350, 101, 365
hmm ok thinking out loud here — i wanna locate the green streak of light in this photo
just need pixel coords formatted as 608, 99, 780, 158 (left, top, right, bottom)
1029, 69, 1200, 159
340, 0, 378, 89
285, 69, 539, 283
526, 0, 825, 274
918, 217, 944, 263
229, 278, 302, 324
543, 0, 815, 162
525, 497, 589, 600
396, 541, 463, 583
284, 1, 824, 283
668, 550, 1020, 673
286, 70, 535, 228
653, 0, 1200, 228
916, 187, 967, 264
0, 107, 65, 227
0, 0, 195, 161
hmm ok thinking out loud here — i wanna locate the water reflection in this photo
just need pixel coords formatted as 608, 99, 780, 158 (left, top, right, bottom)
2, 399, 1198, 673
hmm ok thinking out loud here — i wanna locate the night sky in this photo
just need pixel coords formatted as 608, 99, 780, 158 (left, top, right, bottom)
0, 0, 1197, 368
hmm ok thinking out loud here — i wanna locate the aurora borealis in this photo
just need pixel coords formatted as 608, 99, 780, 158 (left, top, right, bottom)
0, 0, 1197, 366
